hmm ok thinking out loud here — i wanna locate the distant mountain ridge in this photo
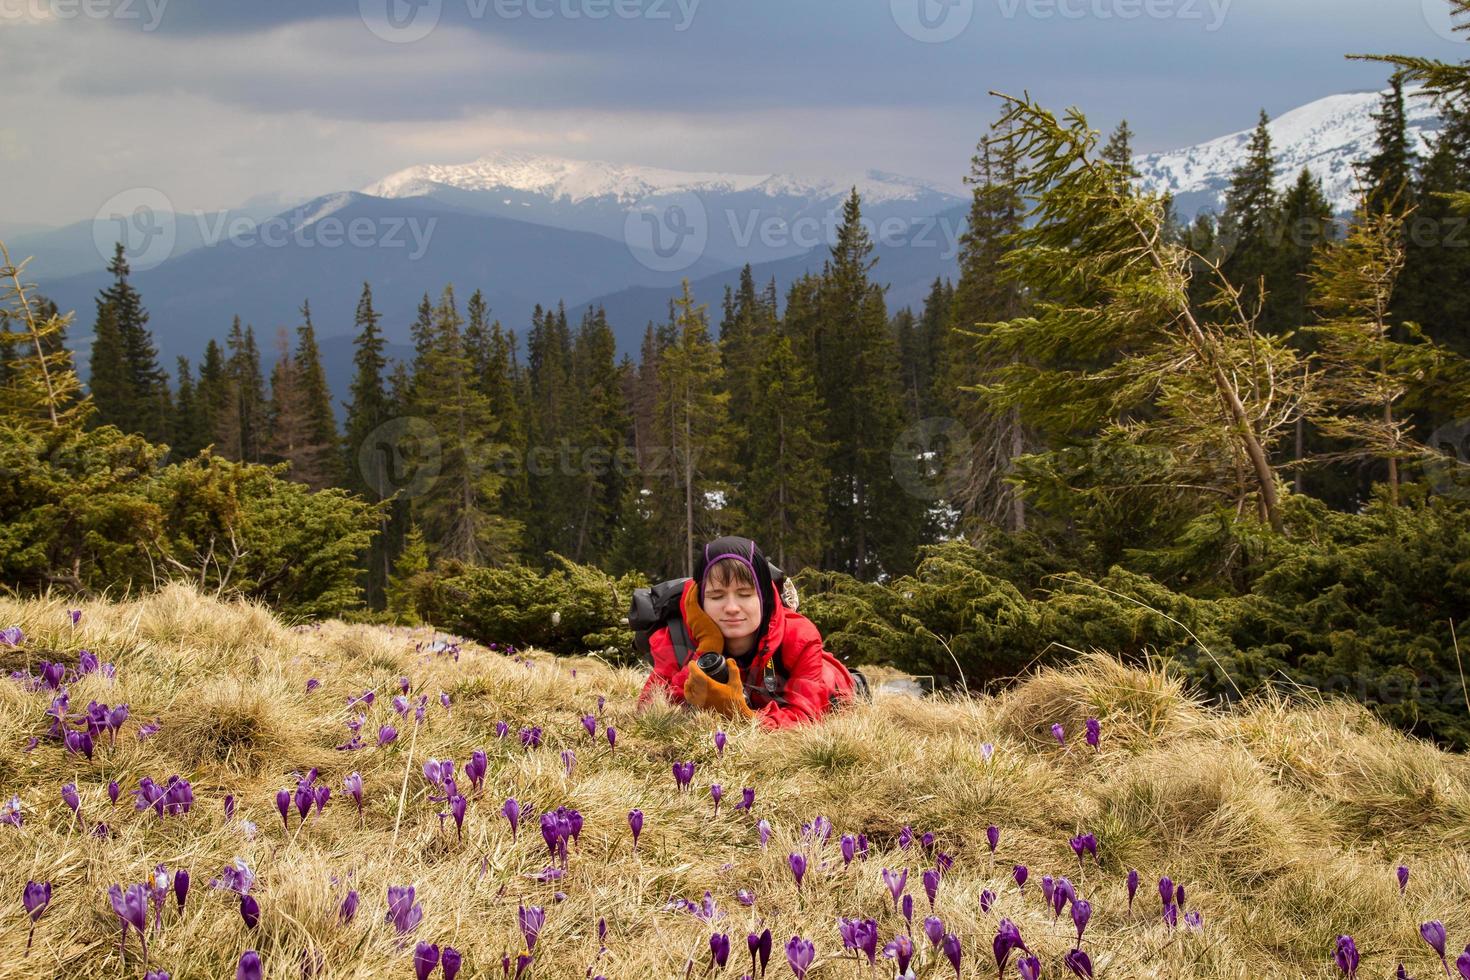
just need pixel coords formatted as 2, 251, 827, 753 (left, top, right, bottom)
1134, 84, 1443, 220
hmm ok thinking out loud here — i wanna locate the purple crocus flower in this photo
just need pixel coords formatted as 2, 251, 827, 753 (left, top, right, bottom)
736, 888, 755, 906
884, 933, 914, 975
788, 852, 807, 890
239, 894, 260, 929
448, 795, 467, 840
442, 947, 462, 980
1065, 947, 1094, 978
715, 730, 727, 757
899, 826, 913, 850
378, 725, 398, 747
710, 932, 731, 969
1398, 865, 1410, 893
882, 867, 908, 909
414, 942, 439, 980
923, 868, 940, 908
61, 782, 80, 817
1158, 875, 1175, 908
749, 929, 773, 978
628, 808, 643, 850
344, 772, 363, 813
338, 889, 359, 924
1072, 898, 1092, 941
987, 824, 999, 853
209, 858, 255, 896
306, 678, 320, 694
503, 798, 522, 841
711, 783, 723, 816
519, 726, 543, 749
923, 915, 945, 947
0, 626, 22, 647
1335, 935, 1360, 979
785, 935, 814, 980
23, 880, 51, 953
838, 917, 879, 967
993, 919, 1027, 976
1070, 833, 1098, 866
518, 903, 545, 951
1185, 910, 1203, 930
108, 780, 120, 805
562, 749, 576, 777
1127, 869, 1139, 912
839, 834, 856, 866
68, 609, 81, 626
236, 950, 262, 980
606, 726, 617, 752
64, 728, 93, 760
737, 787, 756, 812
386, 885, 423, 934
672, 760, 696, 792
942, 932, 962, 977
1051, 723, 1065, 746
1421, 921, 1449, 967
758, 819, 771, 847
1085, 717, 1100, 749
1163, 903, 1179, 929
1018, 956, 1042, 980
275, 788, 290, 830
109, 882, 150, 964
173, 869, 189, 911
465, 751, 487, 793
1457, 948, 1470, 980
1013, 865, 1028, 891
980, 888, 995, 913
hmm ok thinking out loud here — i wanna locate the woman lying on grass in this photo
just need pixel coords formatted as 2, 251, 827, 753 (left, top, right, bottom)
637, 534, 861, 729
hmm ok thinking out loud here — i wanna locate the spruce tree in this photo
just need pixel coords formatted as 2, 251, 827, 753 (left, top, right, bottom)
342, 283, 393, 608
1219, 111, 1283, 327
264, 326, 320, 482
170, 356, 205, 459
411, 285, 522, 565
1399, 96, 1470, 357
196, 338, 227, 454
87, 302, 128, 430
293, 300, 342, 488
740, 331, 831, 571
818, 188, 923, 578
0, 248, 87, 431
649, 279, 730, 578
91, 243, 171, 441
1362, 73, 1419, 219
567, 304, 630, 564
1101, 119, 1141, 187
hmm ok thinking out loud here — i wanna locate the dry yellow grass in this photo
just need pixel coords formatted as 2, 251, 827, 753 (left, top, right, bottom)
1, 584, 1468, 979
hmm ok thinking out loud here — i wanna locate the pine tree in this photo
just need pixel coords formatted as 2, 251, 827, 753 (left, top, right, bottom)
1303, 201, 1452, 507
975, 93, 1308, 534
649, 279, 730, 578
1399, 96, 1470, 357
170, 356, 206, 459
1361, 73, 1419, 219
567, 304, 631, 565
342, 283, 393, 608
0, 246, 87, 431
411, 285, 522, 565
90, 244, 172, 441
196, 338, 227, 454
818, 188, 924, 578
523, 300, 577, 564
386, 521, 429, 624
263, 327, 321, 483
739, 331, 831, 571
293, 300, 342, 488
217, 317, 266, 461
946, 117, 1033, 533
1100, 119, 1141, 188
1219, 111, 1282, 327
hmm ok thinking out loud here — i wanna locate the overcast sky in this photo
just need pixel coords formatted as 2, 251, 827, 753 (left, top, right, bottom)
0, 0, 1461, 227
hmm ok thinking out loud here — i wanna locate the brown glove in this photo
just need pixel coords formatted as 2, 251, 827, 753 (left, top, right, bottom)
684, 657, 756, 720
680, 581, 725, 655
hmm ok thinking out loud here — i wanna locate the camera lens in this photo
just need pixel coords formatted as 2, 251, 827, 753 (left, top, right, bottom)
696, 651, 728, 684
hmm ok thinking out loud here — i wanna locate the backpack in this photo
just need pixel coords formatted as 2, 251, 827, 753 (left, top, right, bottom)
626, 564, 869, 707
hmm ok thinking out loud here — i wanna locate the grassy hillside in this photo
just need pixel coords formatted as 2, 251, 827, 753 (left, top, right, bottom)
1, 584, 1468, 979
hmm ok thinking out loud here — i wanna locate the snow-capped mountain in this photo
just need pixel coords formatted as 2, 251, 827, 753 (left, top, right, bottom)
1135, 85, 1444, 219
362, 151, 964, 265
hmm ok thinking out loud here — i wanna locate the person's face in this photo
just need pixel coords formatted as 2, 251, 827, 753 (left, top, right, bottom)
701, 572, 761, 641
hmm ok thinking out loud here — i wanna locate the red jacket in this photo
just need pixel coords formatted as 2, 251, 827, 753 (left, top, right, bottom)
637, 578, 838, 730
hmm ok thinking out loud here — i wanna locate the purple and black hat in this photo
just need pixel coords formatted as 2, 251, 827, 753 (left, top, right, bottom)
693, 535, 776, 647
